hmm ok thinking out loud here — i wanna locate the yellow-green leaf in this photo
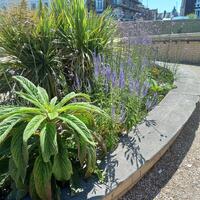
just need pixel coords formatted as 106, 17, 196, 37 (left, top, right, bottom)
23, 115, 46, 143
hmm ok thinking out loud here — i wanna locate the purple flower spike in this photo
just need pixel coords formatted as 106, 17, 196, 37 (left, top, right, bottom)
111, 71, 117, 88
93, 53, 101, 66
101, 65, 106, 76
127, 56, 132, 66
128, 77, 134, 92
105, 64, 112, 81
145, 92, 158, 111
145, 98, 152, 111
119, 67, 125, 89
135, 80, 140, 96
104, 78, 109, 93
94, 62, 99, 79
93, 53, 101, 79
141, 81, 150, 97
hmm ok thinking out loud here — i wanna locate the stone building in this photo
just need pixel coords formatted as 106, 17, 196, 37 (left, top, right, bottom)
86, 0, 144, 20
0, 0, 156, 21
0, 0, 49, 10
180, 0, 196, 16
195, 0, 200, 18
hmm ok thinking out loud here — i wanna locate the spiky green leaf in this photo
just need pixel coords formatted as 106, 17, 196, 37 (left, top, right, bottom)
23, 115, 46, 143
37, 86, 49, 104
48, 111, 59, 120
59, 114, 95, 146
50, 96, 58, 106
16, 92, 45, 110
13, 76, 38, 98
56, 92, 90, 108
0, 115, 21, 144
58, 102, 108, 118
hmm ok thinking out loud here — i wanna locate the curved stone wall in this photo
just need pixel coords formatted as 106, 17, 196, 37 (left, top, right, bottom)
61, 63, 200, 200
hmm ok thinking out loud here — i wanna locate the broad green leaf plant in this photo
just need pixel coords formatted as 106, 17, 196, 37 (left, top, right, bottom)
0, 76, 108, 200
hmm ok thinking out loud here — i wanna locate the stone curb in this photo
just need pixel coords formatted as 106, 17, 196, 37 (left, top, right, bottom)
61, 63, 200, 200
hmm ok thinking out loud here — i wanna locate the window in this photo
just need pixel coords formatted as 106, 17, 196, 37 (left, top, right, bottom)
196, 0, 200, 7
96, 0, 103, 12
196, 9, 200, 17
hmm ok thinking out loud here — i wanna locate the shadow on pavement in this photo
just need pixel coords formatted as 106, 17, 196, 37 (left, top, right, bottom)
121, 101, 200, 200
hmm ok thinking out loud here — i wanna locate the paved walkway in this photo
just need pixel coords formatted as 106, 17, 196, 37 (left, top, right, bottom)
121, 102, 200, 200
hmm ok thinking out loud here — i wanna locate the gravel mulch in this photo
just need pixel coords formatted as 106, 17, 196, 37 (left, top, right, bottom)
121, 102, 200, 200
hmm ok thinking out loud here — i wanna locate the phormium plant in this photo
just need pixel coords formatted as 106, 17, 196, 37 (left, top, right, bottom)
0, 1, 61, 98
51, 0, 116, 90
0, 76, 108, 199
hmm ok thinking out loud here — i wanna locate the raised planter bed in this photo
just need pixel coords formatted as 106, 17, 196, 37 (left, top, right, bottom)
61, 63, 200, 200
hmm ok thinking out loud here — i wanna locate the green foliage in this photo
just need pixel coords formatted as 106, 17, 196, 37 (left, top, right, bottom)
51, 0, 116, 89
0, 0, 116, 96
0, 2, 176, 199
149, 78, 175, 95
187, 13, 197, 19
91, 44, 175, 148
0, 5, 60, 98
0, 76, 108, 199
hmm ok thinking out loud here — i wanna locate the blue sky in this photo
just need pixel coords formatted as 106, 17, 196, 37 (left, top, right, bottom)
144, 0, 182, 13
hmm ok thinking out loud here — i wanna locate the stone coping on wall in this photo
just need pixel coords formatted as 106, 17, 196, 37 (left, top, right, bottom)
119, 32, 200, 44
151, 32, 200, 42
60, 63, 200, 200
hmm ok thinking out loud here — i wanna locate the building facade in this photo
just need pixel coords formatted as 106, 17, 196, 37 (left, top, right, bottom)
91, 0, 158, 20
195, 0, 200, 18
0, 0, 156, 21
180, 0, 196, 16
0, 0, 50, 10
86, 0, 144, 20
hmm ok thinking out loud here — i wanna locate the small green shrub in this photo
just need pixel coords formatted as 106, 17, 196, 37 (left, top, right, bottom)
51, 0, 116, 90
0, 76, 108, 199
0, 0, 116, 96
0, 4, 60, 98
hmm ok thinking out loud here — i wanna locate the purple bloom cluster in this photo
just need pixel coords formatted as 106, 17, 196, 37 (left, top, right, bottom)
133, 35, 152, 46
119, 67, 125, 89
93, 53, 127, 91
141, 81, 150, 98
111, 71, 117, 87
145, 92, 158, 111
93, 53, 101, 79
